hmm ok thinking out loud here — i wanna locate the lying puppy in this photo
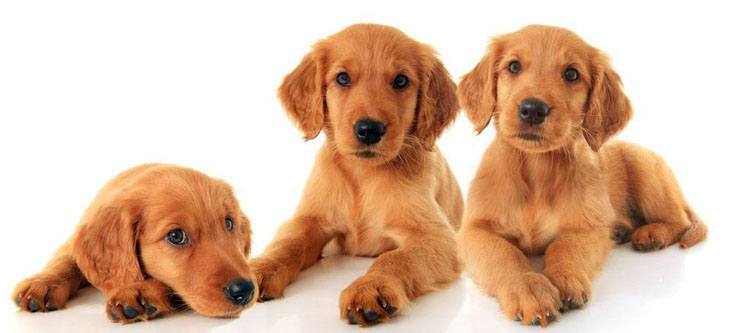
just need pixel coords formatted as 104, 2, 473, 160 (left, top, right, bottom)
457, 25, 707, 326
251, 24, 463, 326
12, 164, 257, 323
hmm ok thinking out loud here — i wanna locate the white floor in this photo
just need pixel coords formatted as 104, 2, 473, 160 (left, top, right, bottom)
3, 240, 727, 333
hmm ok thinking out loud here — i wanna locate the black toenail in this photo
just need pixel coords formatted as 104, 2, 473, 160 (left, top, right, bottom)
145, 304, 157, 315
15, 296, 21, 305
531, 319, 540, 325
109, 309, 120, 320
582, 294, 589, 304
642, 243, 652, 251
123, 306, 139, 319
28, 299, 40, 312
46, 304, 58, 312
383, 305, 397, 315
363, 309, 380, 322
568, 300, 579, 310
347, 311, 358, 325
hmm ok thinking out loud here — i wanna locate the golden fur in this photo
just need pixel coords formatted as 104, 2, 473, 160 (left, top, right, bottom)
12, 164, 256, 323
457, 25, 707, 326
250, 24, 463, 326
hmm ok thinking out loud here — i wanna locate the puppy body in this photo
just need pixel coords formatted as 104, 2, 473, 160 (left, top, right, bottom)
13, 164, 256, 323
252, 24, 463, 326
458, 25, 706, 326
299, 142, 462, 257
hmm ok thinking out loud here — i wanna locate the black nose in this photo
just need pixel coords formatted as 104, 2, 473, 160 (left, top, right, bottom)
354, 119, 386, 146
224, 278, 255, 307
519, 98, 550, 125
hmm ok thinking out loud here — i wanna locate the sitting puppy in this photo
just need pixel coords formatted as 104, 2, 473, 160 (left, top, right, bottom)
251, 24, 463, 326
457, 25, 707, 326
12, 164, 257, 323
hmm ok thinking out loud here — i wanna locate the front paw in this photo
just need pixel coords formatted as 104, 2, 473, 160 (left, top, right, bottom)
497, 272, 561, 327
339, 274, 408, 326
13, 274, 73, 313
250, 257, 289, 302
544, 268, 591, 311
106, 280, 173, 324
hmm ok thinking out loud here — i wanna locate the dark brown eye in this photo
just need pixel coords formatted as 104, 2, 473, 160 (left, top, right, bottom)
225, 216, 234, 232
393, 74, 409, 90
564, 68, 580, 82
166, 228, 189, 247
336, 72, 351, 87
508, 60, 521, 74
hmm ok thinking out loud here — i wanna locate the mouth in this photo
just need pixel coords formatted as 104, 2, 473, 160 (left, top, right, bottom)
355, 150, 378, 158
518, 133, 544, 142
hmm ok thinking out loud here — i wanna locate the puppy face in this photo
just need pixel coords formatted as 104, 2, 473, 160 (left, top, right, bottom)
136, 170, 255, 317
459, 25, 632, 152
279, 24, 458, 164
323, 28, 421, 162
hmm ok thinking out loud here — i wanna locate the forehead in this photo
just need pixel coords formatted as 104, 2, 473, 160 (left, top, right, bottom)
499, 26, 595, 66
146, 174, 237, 225
321, 25, 423, 74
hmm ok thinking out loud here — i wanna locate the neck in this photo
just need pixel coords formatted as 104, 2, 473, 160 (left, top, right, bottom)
496, 137, 592, 193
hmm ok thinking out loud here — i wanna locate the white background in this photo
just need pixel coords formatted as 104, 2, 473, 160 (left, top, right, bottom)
1, 1, 729, 332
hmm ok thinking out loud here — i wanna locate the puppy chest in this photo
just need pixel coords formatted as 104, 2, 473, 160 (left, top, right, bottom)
335, 216, 394, 257
506, 201, 561, 255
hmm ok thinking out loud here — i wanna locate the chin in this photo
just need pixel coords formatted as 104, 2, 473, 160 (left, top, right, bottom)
178, 290, 252, 318
502, 125, 574, 153
506, 135, 564, 154
189, 303, 245, 318
346, 150, 391, 165
341, 144, 402, 165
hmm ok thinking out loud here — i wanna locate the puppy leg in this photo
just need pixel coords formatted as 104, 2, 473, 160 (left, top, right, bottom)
340, 230, 460, 326
543, 228, 612, 311
619, 144, 707, 250
104, 279, 174, 323
13, 243, 86, 312
459, 223, 561, 326
250, 217, 330, 301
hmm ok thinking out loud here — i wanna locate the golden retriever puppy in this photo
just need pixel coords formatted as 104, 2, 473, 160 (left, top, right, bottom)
250, 24, 463, 326
12, 164, 256, 323
457, 25, 707, 326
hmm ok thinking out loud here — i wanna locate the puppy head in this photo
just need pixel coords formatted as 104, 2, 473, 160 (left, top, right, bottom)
76, 166, 255, 318
279, 24, 458, 164
458, 25, 632, 152
137, 168, 255, 317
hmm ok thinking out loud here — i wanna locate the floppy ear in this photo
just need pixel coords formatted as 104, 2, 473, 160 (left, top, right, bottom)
457, 41, 502, 134
583, 54, 633, 151
73, 201, 144, 290
239, 212, 252, 258
278, 50, 327, 140
414, 53, 459, 150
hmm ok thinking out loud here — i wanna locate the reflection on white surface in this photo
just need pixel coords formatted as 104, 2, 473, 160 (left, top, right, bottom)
2, 242, 725, 333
